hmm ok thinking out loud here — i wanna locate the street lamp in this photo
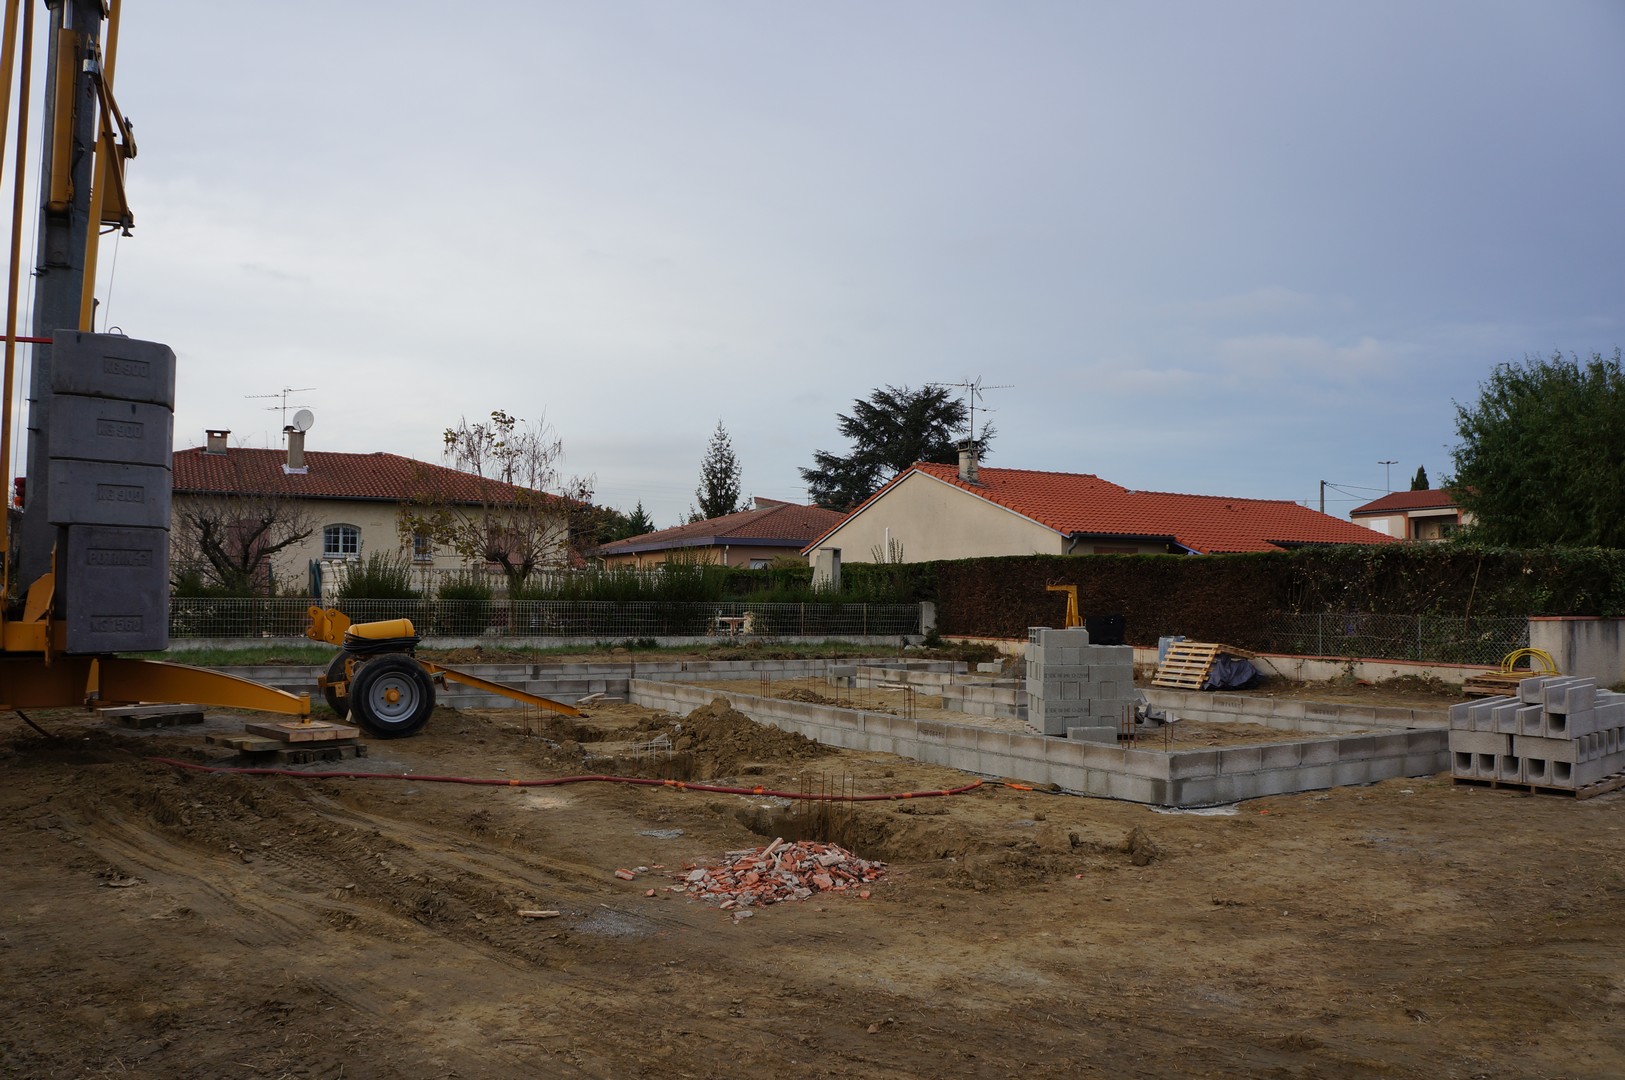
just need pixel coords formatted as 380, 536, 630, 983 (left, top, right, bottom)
1379, 460, 1397, 492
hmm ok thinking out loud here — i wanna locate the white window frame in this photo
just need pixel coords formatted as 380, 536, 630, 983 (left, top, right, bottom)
324, 523, 361, 559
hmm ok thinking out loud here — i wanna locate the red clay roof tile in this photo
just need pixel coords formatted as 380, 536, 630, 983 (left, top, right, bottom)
806, 463, 1395, 555
172, 446, 548, 506
598, 502, 847, 556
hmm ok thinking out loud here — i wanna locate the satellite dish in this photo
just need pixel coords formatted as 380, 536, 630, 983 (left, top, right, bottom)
291, 409, 315, 432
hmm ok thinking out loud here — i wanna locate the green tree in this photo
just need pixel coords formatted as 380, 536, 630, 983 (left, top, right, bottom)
590, 501, 657, 543
800, 384, 993, 510
693, 421, 745, 521
1410, 465, 1429, 491
1448, 349, 1625, 546
624, 500, 655, 537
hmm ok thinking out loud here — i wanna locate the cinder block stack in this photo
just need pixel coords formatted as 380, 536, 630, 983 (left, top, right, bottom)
1448, 676, 1625, 790
1024, 627, 1136, 739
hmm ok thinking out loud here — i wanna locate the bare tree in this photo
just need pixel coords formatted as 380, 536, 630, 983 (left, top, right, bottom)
400, 410, 596, 592
171, 474, 315, 596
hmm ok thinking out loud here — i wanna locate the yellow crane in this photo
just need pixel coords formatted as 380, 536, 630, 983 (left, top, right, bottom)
0, 2, 310, 719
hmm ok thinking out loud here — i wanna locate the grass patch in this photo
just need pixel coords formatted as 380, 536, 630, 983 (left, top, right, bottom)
133, 644, 337, 667
146, 639, 1003, 668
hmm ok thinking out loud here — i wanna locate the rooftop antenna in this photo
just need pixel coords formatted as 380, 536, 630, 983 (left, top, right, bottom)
246, 386, 316, 428
931, 376, 1012, 446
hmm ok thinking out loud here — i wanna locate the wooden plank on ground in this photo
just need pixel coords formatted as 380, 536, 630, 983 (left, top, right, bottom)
242, 720, 361, 743
100, 704, 206, 728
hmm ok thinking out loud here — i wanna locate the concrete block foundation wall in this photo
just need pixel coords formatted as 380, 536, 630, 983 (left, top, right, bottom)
630, 679, 1447, 807
1448, 676, 1625, 789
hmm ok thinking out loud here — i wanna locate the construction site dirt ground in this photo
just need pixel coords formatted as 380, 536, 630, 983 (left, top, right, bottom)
3, 695, 1623, 1080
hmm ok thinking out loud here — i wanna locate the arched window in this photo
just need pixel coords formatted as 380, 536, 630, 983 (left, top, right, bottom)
323, 523, 360, 559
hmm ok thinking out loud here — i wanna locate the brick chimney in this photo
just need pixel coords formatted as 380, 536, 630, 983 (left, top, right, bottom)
958, 446, 980, 484
283, 426, 308, 474
204, 429, 230, 455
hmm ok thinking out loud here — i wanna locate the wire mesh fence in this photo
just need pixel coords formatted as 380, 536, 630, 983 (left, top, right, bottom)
168, 598, 922, 641
1249, 612, 1529, 665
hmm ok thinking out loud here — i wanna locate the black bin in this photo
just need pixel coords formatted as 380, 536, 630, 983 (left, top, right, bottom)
1083, 614, 1125, 646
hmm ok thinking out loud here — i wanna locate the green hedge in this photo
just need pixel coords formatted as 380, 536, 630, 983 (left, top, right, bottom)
920, 545, 1625, 645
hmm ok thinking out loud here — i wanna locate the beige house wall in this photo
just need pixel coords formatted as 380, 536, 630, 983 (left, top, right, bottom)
812, 472, 1064, 563
171, 495, 568, 595
1354, 508, 1471, 542
599, 544, 794, 569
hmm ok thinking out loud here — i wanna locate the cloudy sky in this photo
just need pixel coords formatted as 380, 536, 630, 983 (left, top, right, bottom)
60, 1, 1625, 526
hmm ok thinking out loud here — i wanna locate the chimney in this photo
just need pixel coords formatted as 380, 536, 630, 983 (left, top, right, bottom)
958, 445, 980, 484
283, 426, 308, 474
204, 429, 230, 455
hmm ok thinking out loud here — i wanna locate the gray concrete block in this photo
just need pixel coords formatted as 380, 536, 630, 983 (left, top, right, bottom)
1517, 676, 1552, 704
1219, 746, 1265, 775
1450, 729, 1509, 757
1338, 735, 1379, 761
1516, 705, 1545, 736
1545, 678, 1597, 715
1260, 742, 1303, 770
1331, 759, 1378, 787
1299, 739, 1340, 766
1067, 726, 1118, 745
1167, 750, 1220, 781
1513, 734, 1580, 764
1523, 754, 1555, 785
1487, 700, 1522, 733
1287, 763, 1339, 793
1451, 751, 1475, 778
1496, 754, 1524, 783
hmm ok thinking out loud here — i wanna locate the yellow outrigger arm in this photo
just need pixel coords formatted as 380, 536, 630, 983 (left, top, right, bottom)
0, 654, 310, 716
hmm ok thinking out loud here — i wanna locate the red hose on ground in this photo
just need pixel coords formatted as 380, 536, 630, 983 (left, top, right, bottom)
145, 756, 984, 801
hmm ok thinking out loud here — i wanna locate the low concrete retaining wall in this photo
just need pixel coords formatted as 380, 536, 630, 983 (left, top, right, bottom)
217, 658, 967, 711
629, 679, 1448, 807
1144, 687, 1447, 734
1530, 617, 1625, 687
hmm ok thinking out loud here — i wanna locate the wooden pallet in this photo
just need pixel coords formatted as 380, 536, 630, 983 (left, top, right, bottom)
1461, 670, 1548, 699
1451, 771, 1625, 800
1152, 642, 1222, 690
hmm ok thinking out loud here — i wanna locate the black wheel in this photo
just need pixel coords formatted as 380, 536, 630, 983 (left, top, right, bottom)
349, 654, 436, 739
323, 652, 353, 719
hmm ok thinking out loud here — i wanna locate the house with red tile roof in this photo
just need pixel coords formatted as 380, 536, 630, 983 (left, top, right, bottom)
1349, 489, 1469, 541
172, 429, 567, 595
801, 452, 1395, 564
595, 498, 847, 568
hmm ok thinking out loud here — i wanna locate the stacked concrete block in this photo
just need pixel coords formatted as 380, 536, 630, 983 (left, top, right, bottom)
1024, 627, 1136, 739
1448, 676, 1625, 790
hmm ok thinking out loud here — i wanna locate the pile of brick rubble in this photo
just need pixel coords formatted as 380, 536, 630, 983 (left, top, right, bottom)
666, 837, 885, 909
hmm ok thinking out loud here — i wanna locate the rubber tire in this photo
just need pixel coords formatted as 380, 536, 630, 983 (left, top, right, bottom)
349, 654, 436, 739
323, 652, 352, 719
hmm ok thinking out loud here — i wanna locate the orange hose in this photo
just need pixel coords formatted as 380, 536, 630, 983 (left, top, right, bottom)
147, 756, 985, 801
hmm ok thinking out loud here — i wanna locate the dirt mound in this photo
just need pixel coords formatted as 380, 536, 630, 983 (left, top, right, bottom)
672, 698, 827, 775
780, 688, 835, 704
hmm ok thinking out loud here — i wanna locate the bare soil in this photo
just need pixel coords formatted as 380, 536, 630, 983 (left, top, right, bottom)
3, 694, 1623, 1079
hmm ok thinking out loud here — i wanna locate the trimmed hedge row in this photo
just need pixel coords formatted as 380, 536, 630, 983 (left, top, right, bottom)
918, 545, 1625, 645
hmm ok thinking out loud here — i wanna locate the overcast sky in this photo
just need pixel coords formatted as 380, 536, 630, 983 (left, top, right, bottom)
62, 1, 1625, 526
